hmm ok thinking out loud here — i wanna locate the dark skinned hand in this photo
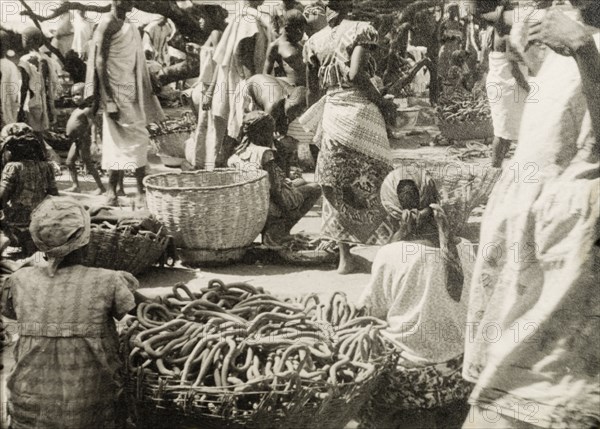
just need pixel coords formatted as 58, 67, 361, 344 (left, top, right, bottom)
378, 98, 397, 126
528, 8, 591, 56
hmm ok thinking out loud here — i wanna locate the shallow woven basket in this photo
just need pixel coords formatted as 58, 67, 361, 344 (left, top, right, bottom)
394, 158, 501, 234
80, 225, 169, 276
143, 169, 270, 251
127, 361, 384, 429
437, 119, 494, 141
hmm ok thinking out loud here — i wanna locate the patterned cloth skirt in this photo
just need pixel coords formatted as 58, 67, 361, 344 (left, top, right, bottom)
312, 90, 395, 245
358, 354, 473, 429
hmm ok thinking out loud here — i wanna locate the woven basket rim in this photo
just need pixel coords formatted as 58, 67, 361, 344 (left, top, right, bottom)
131, 368, 379, 397
437, 119, 492, 126
143, 169, 268, 192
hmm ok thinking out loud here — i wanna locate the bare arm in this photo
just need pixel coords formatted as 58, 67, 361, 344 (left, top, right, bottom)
574, 38, 600, 147
208, 30, 222, 47
348, 46, 383, 107
264, 159, 287, 210
306, 62, 320, 107
237, 36, 257, 79
264, 42, 278, 75
510, 61, 530, 93
202, 67, 220, 111
528, 9, 600, 145
95, 16, 122, 105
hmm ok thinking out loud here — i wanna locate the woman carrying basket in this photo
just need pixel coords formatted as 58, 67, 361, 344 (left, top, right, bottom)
301, 0, 396, 274
1, 197, 141, 429
357, 168, 476, 429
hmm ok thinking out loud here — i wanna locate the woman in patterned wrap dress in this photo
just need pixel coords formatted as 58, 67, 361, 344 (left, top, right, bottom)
1, 197, 139, 429
301, 0, 396, 274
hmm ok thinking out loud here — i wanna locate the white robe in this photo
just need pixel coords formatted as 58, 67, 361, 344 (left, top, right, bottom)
0, 58, 21, 127
96, 21, 165, 170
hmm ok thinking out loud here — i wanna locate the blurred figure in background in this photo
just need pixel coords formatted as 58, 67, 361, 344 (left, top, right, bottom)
483, 3, 530, 168
0, 29, 21, 128
0, 123, 58, 256
202, 0, 270, 169
270, 0, 305, 38
142, 16, 175, 68
18, 27, 61, 134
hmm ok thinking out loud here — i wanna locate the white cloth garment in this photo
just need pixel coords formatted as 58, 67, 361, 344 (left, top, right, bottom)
18, 51, 61, 132
359, 239, 476, 365
486, 51, 528, 141
98, 21, 165, 170
142, 19, 175, 67
464, 28, 600, 428
72, 12, 95, 59
211, 6, 270, 142
407, 45, 429, 95
0, 58, 21, 127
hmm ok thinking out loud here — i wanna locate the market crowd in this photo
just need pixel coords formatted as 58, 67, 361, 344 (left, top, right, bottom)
0, 0, 599, 428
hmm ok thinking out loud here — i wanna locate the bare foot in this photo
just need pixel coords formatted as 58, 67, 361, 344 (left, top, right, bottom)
91, 188, 106, 196
135, 194, 147, 210
64, 185, 81, 193
337, 257, 357, 275
105, 195, 119, 207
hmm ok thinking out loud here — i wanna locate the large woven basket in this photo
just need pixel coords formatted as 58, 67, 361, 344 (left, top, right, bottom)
128, 361, 384, 429
80, 225, 169, 276
394, 158, 501, 234
143, 169, 270, 250
437, 119, 494, 141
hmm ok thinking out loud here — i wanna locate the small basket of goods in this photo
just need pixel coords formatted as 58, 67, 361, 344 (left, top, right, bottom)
80, 208, 174, 276
436, 92, 494, 141
148, 113, 196, 159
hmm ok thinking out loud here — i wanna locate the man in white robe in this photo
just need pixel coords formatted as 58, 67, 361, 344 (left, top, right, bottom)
90, 0, 165, 207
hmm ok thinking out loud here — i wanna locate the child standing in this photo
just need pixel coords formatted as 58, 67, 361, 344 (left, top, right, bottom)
65, 83, 105, 194
0, 123, 58, 255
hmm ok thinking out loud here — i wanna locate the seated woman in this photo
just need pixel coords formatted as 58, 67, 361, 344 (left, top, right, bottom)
357, 168, 475, 429
1, 196, 140, 429
228, 111, 321, 247
443, 50, 473, 97
0, 123, 59, 255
